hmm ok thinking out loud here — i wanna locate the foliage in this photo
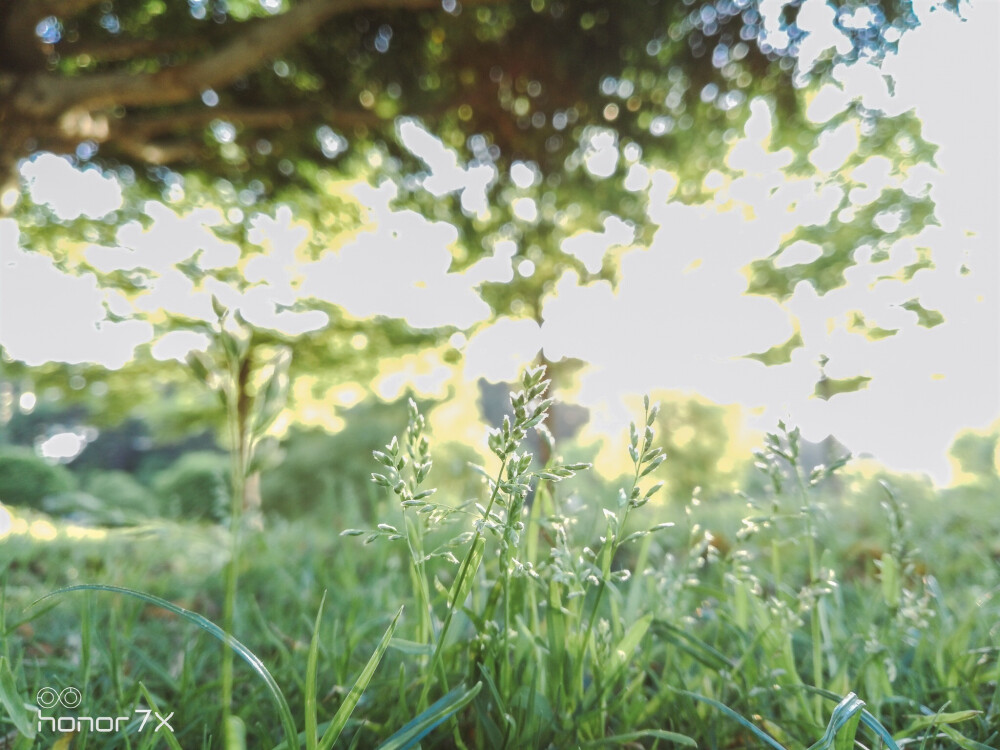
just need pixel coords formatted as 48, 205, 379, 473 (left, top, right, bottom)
949, 421, 1000, 485
2, 380, 999, 747
152, 451, 231, 521
39, 490, 139, 527
648, 392, 751, 502
260, 401, 413, 520
0, 446, 76, 510
2, 0, 944, 199
84, 470, 159, 518
2, 0, 964, 434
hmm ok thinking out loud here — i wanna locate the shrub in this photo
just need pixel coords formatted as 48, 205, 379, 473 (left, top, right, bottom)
260, 428, 339, 518
0, 446, 76, 510
85, 470, 158, 517
153, 451, 230, 521
41, 491, 136, 526
261, 401, 411, 520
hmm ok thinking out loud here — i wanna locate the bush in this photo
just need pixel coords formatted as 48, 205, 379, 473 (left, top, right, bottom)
41, 491, 138, 526
0, 446, 76, 510
262, 401, 411, 520
85, 470, 158, 517
153, 452, 230, 521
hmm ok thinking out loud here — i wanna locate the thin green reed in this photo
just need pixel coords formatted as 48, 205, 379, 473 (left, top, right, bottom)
419, 366, 555, 707
187, 302, 291, 744
575, 396, 667, 703
369, 399, 437, 653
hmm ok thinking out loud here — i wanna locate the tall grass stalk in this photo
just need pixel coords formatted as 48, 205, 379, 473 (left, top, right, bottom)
419, 366, 553, 707
186, 306, 292, 744
575, 396, 666, 701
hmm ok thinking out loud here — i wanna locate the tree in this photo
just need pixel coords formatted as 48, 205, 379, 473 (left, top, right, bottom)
2, 0, 948, 228
1, 0, 960, 438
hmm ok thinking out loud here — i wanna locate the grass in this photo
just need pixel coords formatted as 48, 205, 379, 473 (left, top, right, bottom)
1, 363, 999, 748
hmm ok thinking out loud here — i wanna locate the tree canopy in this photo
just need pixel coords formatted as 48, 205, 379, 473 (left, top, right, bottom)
3, 0, 945, 223
1, 0, 962, 439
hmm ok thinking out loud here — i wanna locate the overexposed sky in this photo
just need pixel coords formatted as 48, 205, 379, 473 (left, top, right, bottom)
1, 0, 997, 482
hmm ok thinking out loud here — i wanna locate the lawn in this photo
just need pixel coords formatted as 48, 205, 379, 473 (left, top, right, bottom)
2, 371, 998, 749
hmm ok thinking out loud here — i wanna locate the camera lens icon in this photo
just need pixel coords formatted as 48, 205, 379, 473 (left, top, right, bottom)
59, 687, 82, 708
36, 686, 82, 709
35, 687, 59, 709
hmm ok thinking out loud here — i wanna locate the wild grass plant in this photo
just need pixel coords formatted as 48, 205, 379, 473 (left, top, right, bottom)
0, 355, 998, 748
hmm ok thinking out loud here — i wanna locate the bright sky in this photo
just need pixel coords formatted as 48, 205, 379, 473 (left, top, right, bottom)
1, 0, 997, 482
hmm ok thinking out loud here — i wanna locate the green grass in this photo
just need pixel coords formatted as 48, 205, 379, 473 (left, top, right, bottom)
1, 370, 998, 748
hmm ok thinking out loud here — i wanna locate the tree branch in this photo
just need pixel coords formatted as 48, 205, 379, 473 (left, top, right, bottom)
56, 35, 209, 64
2, 0, 105, 69
113, 136, 203, 166
124, 104, 381, 138
12, 0, 502, 117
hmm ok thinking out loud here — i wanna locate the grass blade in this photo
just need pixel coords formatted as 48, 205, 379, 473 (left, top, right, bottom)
832, 702, 863, 750
651, 620, 734, 671
0, 656, 35, 739
805, 686, 902, 750
378, 682, 483, 750
674, 689, 788, 750
316, 606, 403, 750
226, 715, 248, 750
305, 591, 328, 750
32, 584, 300, 750
138, 681, 184, 750
581, 729, 698, 747
805, 692, 865, 750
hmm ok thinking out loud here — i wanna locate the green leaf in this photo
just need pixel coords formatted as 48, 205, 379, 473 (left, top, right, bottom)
674, 689, 788, 750
253, 348, 292, 439
878, 553, 901, 609
387, 639, 434, 656
900, 709, 981, 732
0, 656, 35, 739
377, 682, 482, 750
745, 330, 804, 366
451, 536, 485, 613
611, 613, 653, 671
317, 606, 403, 750
187, 351, 215, 388
900, 298, 945, 328
652, 621, 733, 671
932, 725, 995, 750
814, 375, 873, 401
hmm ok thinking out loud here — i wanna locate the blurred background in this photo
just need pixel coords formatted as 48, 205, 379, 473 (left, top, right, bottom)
0, 0, 997, 532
